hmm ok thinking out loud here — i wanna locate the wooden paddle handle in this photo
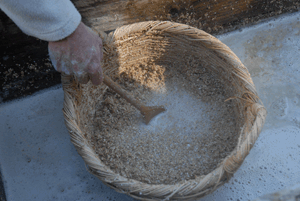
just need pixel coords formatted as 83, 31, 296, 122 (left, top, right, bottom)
103, 74, 145, 112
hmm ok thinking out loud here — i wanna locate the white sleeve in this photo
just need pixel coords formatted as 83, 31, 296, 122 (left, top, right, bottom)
0, 0, 81, 41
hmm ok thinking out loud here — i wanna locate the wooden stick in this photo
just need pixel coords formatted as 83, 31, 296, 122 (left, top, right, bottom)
103, 74, 165, 124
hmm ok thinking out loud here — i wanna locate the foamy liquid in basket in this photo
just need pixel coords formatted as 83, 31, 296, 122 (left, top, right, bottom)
136, 86, 214, 141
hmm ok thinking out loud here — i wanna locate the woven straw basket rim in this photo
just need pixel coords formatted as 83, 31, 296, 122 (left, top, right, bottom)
62, 21, 267, 200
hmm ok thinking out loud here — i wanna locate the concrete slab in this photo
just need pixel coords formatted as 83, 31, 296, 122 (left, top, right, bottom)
0, 86, 134, 201
0, 11, 300, 201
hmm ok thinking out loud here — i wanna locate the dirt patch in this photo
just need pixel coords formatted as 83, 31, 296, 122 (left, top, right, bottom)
0, 55, 60, 102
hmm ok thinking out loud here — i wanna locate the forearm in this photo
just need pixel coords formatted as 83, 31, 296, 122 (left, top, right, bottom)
0, 0, 81, 41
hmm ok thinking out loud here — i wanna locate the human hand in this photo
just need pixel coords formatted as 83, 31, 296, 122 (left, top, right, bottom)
48, 22, 103, 85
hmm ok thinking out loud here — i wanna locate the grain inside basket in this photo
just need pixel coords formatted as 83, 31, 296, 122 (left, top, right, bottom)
75, 30, 245, 185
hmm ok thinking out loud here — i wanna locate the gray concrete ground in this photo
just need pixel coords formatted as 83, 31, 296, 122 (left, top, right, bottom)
253, 184, 300, 201
0, 11, 300, 201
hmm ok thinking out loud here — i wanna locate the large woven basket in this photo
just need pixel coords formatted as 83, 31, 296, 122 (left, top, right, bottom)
62, 21, 267, 200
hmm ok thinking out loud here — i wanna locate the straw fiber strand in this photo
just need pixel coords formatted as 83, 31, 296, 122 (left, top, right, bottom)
62, 21, 266, 200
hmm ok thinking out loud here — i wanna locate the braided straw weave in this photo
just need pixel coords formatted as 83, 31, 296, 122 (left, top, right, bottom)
62, 21, 267, 200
